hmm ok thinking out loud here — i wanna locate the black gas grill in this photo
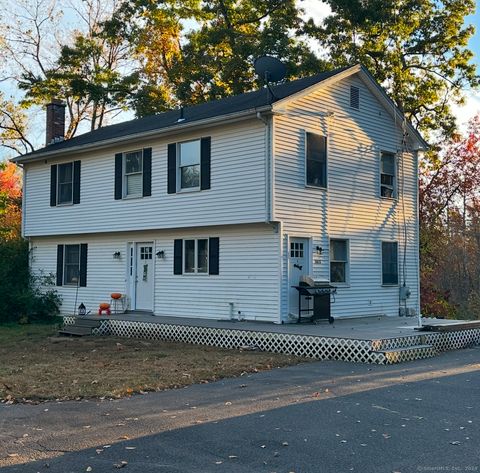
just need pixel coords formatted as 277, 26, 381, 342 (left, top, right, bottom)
292, 277, 336, 324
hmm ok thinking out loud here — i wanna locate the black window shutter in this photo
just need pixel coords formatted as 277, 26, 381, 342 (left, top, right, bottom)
200, 137, 211, 190
50, 165, 57, 207
79, 243, 88, 287
142, 148, 152, 197
114, 153, 123, 200
167, 143, 177, 194
73, 160, 81, 204
209, 237, 219, 275
173, 239, 183, 275
56, 244, 64, 286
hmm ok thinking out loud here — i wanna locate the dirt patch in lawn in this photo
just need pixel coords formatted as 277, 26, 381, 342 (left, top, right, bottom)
0, 324, 305, 403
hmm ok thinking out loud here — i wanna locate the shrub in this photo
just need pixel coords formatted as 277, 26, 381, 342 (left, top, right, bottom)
0, 239, 62, 324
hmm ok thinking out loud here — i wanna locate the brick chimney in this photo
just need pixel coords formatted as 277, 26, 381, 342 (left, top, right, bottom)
45, 99, 66, 145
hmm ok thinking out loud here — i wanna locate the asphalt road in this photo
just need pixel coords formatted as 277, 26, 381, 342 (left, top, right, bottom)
1, 347, 479, 473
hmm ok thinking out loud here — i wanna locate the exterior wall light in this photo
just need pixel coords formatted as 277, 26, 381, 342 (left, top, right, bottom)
156, 250, 165, 259
316, 246, 323, 255
113, 251, 121, 259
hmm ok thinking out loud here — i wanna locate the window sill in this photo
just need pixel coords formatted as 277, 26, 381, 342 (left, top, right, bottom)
331, 283, 350, 288
381, 284, 399, 287
380, 195, 397, 201
177, 187, 202, 194
56, 202, 74, 207
305, 185, 327, 191
122, 194, 143, 200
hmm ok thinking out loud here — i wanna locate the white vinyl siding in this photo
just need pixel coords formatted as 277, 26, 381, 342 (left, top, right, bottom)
23, 120, 267, 236
30, 223, 281, 322
273, 73, 419, 319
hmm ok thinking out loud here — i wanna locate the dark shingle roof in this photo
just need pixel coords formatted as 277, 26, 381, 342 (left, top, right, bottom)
17, 66, 352, 160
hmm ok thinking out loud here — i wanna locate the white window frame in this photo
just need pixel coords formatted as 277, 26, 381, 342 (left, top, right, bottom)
380, 151, 396, 199
381, 241, 399, 286
123, 149, 143, 198
304, 131, 327, 189
64, 244, 80, 286
183, 238, 209, 274
177, 139, 201, 192
57, 162, 74, 205
329, 239, 349, 285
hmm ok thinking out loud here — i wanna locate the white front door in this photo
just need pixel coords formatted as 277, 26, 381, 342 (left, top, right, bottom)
134, 242, 154, 311
288, 237, 309, 316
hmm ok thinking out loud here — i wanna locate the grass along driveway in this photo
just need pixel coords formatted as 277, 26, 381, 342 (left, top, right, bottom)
0, 324, 304, 403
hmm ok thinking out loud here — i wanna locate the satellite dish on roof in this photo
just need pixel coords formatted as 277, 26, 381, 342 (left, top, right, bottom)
254, 56, 286, 83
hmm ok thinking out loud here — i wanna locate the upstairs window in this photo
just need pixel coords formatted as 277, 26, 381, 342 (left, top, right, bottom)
330, 239, 349, 283
380, 152, 396, 198
306, 132, 327, 188
124, 150, 143, 197
57, 162, 73, 204
114, 148, 151, 200
179, 140, 201, 190
50, 161, 81, 206
382, 241, 398, 285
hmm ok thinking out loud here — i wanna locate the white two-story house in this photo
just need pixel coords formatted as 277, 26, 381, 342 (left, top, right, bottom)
13, 64, 427, 323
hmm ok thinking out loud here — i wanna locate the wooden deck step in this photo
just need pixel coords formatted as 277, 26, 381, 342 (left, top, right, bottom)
58, 318, 102, 337
373, 344, 437, 364
73, 318, 102, 328
416, 320, 480, 332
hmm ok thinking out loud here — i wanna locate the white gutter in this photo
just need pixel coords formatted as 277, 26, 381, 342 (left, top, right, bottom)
13, 106, 273, 164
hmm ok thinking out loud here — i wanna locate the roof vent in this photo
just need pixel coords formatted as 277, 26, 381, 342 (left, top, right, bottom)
177, 106, 185, 123
350, 86, 360, 109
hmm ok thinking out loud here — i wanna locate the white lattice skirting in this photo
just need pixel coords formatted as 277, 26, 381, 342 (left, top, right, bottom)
62, 317, 480, 365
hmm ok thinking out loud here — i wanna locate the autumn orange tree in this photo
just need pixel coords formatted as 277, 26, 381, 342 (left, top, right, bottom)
420, 114, 480, 318
0, 161, 61, 323
0, 161, 22, 240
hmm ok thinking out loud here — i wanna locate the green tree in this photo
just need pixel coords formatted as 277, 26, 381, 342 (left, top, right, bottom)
304, 0, 478, 138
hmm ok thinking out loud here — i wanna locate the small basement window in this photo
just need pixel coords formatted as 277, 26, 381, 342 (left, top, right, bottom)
306, 132, 327, 188
179, 140, 201, 190
382, 241, 398, 285
380, 152, 396, 198
330, 239, 348, 283
124, 150, 143, 197
184, 238, 208, 273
